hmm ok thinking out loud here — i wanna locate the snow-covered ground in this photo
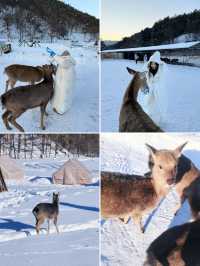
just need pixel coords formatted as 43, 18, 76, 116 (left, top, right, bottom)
0, 157, 99, 266
101, 59, 200, 132
101, 133, 200, 266
0, 42, 99, 132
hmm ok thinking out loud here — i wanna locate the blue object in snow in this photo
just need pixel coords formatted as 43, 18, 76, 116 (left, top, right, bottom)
46, 47, 56, 57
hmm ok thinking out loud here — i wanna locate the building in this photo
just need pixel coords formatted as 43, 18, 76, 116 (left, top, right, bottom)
101, 41, 200, 67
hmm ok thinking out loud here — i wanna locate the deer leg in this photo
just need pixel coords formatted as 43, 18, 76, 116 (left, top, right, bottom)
2, 110, 12, 130
5, 80, 10, 92
40, 105, 46, 130
47, 219, 50, 234
40, 103, 48, 130
36, 218, 45, 235
10, 80, 16, 90
53, 216, 59, 234
9, 110, 25, 132
119, 216, 130, 224
132, 213, 144, 233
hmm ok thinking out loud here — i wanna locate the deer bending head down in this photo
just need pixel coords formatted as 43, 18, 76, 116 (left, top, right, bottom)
4, 64, 55, 92
119, 67, 162, 132
101, 143, 187, 232
1, 64, 55, 132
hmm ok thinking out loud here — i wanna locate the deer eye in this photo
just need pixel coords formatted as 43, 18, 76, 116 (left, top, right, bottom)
159, 165, 163, 170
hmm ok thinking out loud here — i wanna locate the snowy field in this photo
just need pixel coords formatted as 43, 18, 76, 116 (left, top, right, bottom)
101, 133, 200, 266
0, 157, 99, 266
0, 42, 99, 132
101, 59, 200, 132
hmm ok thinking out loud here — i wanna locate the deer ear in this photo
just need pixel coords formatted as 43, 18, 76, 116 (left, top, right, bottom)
127, 67, 137, 75
173, 142, 187, 158
145, 144, 157, 159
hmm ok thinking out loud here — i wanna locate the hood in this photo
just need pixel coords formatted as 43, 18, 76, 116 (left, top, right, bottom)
54, 55, 76, 68
148, 51, 163, 65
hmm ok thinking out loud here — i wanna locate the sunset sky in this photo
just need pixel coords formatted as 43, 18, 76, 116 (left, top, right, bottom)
101, 0, 200, 41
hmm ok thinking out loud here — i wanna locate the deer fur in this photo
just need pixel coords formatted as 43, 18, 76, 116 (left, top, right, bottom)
181, 177, 200, 220
144, 220, 200, 266
32, 192, 59, 235
101, 143, 186, 232
1, 64, 55, 132
4, 64, 49, 92
119, 67, 163, 132
175, 155, 200, 203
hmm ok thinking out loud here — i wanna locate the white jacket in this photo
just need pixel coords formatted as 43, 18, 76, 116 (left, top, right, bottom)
51, 55, 76, 114
137, 51, 167, 125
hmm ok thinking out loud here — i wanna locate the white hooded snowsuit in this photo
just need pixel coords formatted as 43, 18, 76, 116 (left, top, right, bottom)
51, 54, 76, 114
137, 51, 167, 125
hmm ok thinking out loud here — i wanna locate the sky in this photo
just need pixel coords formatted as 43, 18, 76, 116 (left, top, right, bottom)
64, 0, 99, 18
101, 0, 200, 41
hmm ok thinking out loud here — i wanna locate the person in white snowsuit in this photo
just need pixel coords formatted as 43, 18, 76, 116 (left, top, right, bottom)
51, 50, 76, 115
137, 51, 167, 126
134, 53, 139, 64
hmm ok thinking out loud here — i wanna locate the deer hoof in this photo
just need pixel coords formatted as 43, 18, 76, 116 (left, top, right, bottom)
6, 126, 12, 130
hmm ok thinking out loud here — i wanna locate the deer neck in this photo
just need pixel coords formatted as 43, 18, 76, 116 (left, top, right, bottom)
53, 200, 59, 207
151, 177, 169, 198
123, 78, 138, 104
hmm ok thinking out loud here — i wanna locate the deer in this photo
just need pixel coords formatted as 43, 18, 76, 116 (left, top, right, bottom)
119, 67, 163, 132
101, 143, 187, 232
144, 154, 200, 266
4, 64, 52, 92
1, 64, 55, 132
172, 153, 200, 216
144, 220, 200, 266
32, 192, 60, 235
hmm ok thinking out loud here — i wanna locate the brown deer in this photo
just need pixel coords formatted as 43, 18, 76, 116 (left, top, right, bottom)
4, 64, 50, 92
1, 64, 55, 132
172, 154, 200, 216
101, 143, 186, 232
144, 154, 200, 266
32, 192, 59, 235
119, 67, 163, 132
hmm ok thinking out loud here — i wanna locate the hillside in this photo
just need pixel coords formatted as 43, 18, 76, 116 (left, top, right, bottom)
105, 9, 200, 50
0, 0, 99, 42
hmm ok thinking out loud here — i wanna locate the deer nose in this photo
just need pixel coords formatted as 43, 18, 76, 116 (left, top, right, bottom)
170, 169, 176, 178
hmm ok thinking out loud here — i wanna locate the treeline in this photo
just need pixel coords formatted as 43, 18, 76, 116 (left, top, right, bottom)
106, 9, 200, 50
0, 0, 99, 41
49, 134, 99, 157
0, 134, 99, 159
